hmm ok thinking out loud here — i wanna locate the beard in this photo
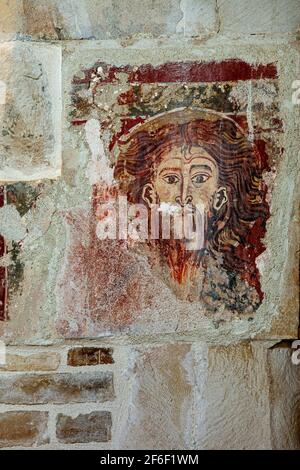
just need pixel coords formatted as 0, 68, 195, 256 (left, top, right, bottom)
152, 238, 204, 284
147, 202, 210, 285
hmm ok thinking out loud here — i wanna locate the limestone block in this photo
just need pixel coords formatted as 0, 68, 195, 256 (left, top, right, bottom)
0, 371, 114, 404
67, 347, 114, 366
56, 411, 112, 444
176, 0, 218, 37
0, 180, 62, 343
10, 0, 183, 40
115, 343, 194, 449
200, 342, 271, 449
268, 344, 300, 449
219, 0, 300, 35
0, 411, 49, 448
0, 0, 23, 41
115, 342, 272, 449
0, 41, 61, 181
0, 350, 60, 371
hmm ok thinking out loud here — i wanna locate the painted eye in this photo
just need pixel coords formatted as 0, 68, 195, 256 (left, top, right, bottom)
163, 174, 180, 184
191, 173, 209, 187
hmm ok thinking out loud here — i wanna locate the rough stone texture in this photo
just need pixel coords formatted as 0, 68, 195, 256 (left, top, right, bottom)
219, 0, 300, 35
2, 0, 298, 41
56, 411, 112, 443
201, 342, 271, 449
0, 411, 49, 448
0, 372, 114, 404
0, 351, 60, 371
0, 0, 298, 451
68, 347, 114, 366
268, 345, 300, 449
115, 342, 272, 449
176, 0, 218, 37
116, 343, 193, 449
0, 0, 23, 41
0, 0, 183, 41
0, 41, 61, 181
0, 180, 63, 343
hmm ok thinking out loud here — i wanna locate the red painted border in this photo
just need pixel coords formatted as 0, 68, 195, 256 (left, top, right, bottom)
129, 60, 278, 83
73, 59, 277, 86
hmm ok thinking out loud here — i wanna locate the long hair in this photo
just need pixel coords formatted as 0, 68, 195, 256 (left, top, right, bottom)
113, 109, 269, 292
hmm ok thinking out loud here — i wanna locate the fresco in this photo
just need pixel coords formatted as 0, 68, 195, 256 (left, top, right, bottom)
56, 59, 281, 336
112, 108, 268, 301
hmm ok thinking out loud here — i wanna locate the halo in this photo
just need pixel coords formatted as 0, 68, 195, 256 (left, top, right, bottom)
111, 106, 250, 160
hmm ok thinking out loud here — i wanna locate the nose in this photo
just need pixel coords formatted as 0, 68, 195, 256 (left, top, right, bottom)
175, 172, 193, 206
175, 194, 193, 206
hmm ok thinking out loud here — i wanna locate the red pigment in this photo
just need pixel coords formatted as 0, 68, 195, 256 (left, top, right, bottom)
127, 60, 277, 84
73, 60, 277, 86
71, 60, 279, 303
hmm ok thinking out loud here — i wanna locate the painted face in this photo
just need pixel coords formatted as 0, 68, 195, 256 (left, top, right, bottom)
142, 146, 227, 212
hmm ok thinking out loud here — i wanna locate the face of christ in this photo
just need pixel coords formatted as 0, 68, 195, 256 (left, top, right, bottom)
137, 145, 228, 288
113, 110, 269, 301
141, 145, 228, 223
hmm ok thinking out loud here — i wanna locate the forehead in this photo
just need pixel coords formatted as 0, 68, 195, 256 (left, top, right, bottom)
156, 146, 217, 169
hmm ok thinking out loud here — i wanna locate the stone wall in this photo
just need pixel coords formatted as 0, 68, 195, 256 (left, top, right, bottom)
0, 0, 299, 449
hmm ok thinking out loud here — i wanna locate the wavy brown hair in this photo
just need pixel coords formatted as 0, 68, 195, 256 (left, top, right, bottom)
113, 109, 269, 293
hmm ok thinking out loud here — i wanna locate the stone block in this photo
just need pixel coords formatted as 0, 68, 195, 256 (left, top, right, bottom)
267, 343, 300, 449
0, 0, 23, 41
0, 411, 49, 448
56, 411, 112, 444
116, 342, 272, 449
176, 0, 218, 37
219, 0, 300, 35
0, 41, 61, 181
13, 0, 183, 40
0, 351, 60, 371
0, 371, 114, 404
200, 342, 271, 449
67, 347, 114, 366
115, 343, 193, 449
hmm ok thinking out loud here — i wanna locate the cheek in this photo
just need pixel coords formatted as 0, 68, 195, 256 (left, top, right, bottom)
154, 181, 179, 201
191, 180, 218, 206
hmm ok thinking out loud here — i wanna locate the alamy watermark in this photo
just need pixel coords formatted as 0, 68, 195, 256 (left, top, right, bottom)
0, 340, 6, 366
95, 196, 205, 250
291, 340, 300, 365
292, 80, 300, 105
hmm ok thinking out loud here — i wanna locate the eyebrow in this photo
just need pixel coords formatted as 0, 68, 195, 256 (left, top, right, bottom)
190, 164, 213, 173
158, 167, 181, 175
